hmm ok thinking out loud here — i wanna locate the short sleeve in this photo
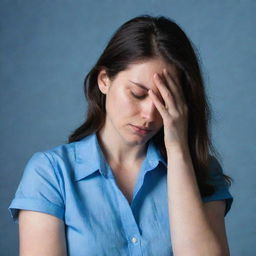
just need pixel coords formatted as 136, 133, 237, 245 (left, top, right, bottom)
202, 156, 234, 217
8, 151, 65, 224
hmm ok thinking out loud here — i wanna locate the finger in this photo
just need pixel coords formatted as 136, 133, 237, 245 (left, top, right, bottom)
163, 68, 185, 104
148, 89, 169, 118
153, 73, 177, 114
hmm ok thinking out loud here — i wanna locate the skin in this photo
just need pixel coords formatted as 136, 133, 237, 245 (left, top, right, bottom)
19, 210, 67, 255
96, 57, 180, 168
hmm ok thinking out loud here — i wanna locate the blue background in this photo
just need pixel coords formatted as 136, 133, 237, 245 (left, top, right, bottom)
1, 0, 255, 255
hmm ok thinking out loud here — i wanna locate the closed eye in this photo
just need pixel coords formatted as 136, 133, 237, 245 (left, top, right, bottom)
131, 92, 147, 99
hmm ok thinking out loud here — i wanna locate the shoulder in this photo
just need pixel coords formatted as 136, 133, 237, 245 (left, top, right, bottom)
41, 134, 94, 166
22, 141, 79, 184
208, 155, 223, 173
207, 155, 229, 187
203, 154, 234, 217
26, 133, 98, 182
40, 141, 77, 167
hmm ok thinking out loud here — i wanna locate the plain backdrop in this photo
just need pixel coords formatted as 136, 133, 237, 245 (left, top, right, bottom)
1, 0, 255, 255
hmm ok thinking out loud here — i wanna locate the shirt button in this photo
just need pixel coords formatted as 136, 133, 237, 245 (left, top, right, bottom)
131, 236, 138, 244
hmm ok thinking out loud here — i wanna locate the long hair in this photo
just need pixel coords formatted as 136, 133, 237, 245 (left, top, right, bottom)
68, 15, 233, 197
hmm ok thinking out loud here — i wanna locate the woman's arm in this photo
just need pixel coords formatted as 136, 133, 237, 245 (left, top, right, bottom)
166, 147, 230, 256
149, 69, 230, 255
18, 210, 67, 256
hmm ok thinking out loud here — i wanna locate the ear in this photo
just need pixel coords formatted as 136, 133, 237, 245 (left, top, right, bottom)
97, 69, 111, 95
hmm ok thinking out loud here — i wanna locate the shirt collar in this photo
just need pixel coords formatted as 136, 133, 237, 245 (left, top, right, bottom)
74, 132, 167, 181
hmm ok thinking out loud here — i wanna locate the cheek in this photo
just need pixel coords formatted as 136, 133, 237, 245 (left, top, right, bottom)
107, 88, 137, 117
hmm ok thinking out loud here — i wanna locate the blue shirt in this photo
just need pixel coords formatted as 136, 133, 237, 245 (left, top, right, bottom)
8, 132, 233, 256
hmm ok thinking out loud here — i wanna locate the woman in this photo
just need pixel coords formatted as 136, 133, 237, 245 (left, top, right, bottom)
9, 15, 233, 255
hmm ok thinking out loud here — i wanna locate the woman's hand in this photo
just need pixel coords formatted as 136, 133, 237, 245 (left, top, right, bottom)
148, 68, 189, 153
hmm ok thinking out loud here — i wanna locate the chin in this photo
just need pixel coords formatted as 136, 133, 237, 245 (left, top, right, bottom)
128, 131, 151, 145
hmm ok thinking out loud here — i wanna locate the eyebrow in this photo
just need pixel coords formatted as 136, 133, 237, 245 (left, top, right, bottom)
128, 80, 149, 91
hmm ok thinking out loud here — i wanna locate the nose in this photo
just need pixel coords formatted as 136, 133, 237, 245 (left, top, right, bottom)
141, 98, 160, 121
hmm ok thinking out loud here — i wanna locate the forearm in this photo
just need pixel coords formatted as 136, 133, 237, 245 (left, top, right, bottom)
167, 146, 221, 256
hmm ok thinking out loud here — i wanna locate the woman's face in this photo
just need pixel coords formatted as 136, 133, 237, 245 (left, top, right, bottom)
97, 57, 180, 145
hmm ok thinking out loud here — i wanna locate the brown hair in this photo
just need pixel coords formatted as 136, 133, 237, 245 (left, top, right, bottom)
68, 15, 233, 197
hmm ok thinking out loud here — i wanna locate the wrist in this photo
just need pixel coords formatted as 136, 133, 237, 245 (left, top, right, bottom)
166, 143, 190, 159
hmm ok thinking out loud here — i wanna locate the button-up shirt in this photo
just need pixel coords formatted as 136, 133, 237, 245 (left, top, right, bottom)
8, 132, 233, 255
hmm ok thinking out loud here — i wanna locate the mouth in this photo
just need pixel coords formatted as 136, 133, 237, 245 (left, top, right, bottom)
130, 124, 152, 135
132, 125, 151, 131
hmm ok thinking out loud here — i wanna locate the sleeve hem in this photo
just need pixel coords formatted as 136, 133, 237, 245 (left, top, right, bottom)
202, 193, 233, 217
8, 197, 65, 224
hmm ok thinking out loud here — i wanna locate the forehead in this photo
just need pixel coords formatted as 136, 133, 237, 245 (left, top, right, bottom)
119, 58, 179, 89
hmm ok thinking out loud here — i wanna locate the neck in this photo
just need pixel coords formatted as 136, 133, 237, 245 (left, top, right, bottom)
96, 127, 148, 168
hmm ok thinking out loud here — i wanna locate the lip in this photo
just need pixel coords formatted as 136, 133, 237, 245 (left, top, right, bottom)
132, 125, 151, 131
130, 124, 152, 135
